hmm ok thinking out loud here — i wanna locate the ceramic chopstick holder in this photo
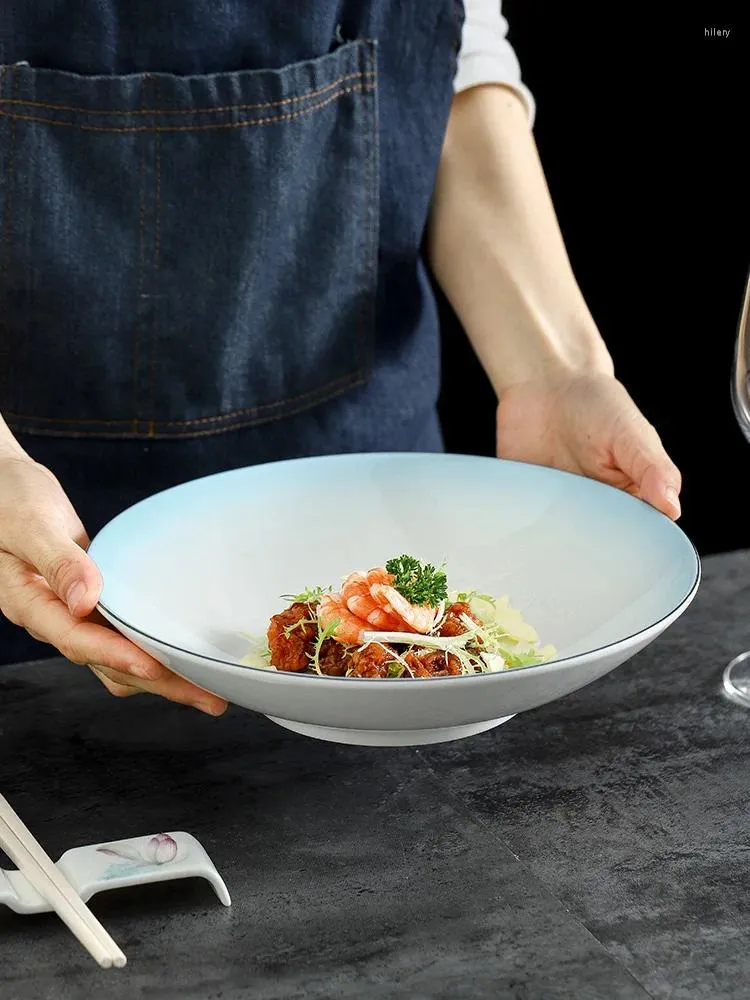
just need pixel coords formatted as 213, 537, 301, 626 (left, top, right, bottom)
0, 831, 230, 915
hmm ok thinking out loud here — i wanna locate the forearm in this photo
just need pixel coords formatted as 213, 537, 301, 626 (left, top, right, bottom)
428, 85, 614, 396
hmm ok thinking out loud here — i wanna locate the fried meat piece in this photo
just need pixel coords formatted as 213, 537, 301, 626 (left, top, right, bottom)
437, 602, 479, 637
403, 648, 462, 677
267, 602, 318, 672
346, 642, 399, 678
317, 639, 349, 676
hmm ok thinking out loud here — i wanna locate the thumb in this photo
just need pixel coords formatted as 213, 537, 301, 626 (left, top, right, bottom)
12, 525, 103, 616
613, 413, 682, 520
638, 463, 682, 521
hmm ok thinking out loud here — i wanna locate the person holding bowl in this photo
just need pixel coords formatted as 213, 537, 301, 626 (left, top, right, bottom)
0, 1, 681, 714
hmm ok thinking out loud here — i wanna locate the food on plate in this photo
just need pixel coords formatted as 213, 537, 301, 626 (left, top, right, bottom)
241, 555, 556, 679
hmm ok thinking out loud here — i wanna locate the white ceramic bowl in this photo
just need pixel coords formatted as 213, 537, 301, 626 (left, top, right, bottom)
88, 453, 700, 746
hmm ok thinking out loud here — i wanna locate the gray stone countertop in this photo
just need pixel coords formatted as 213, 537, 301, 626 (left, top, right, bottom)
1, 549, 749, 1000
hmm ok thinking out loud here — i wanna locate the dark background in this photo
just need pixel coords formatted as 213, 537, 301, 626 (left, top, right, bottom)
438, 3, 749, 557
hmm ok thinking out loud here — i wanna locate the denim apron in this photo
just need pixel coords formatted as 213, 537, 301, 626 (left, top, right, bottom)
0, 2, 463, 662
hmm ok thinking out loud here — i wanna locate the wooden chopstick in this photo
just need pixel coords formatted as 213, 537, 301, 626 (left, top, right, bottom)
0, 795, 126, 969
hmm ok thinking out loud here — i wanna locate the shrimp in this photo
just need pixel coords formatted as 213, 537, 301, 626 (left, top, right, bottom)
317, 593, 366, 644
340, 569, 402, 631
370, 584, 439, 634
322, 567, 439, 641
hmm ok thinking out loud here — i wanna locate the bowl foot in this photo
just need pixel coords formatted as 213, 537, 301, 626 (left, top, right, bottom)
264, 716, 515, 747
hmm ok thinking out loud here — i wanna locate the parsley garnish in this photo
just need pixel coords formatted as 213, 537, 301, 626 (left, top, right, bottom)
385, 555, 448, 607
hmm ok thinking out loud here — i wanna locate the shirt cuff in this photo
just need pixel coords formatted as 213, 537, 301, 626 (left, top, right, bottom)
453, 0, 536, 127
453, 56, 536, 126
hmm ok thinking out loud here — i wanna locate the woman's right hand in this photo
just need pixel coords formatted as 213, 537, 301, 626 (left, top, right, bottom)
0, 456, 227, 715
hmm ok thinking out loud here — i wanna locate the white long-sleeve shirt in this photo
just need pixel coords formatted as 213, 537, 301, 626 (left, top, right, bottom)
457, 0, 535, 124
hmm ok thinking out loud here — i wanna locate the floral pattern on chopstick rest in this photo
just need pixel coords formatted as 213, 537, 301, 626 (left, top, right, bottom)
0, 831, 230, 914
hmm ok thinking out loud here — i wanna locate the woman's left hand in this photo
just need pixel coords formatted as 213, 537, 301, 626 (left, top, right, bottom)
496, 372, 682, 520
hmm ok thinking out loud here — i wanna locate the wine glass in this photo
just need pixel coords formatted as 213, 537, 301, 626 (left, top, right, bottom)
723, 266, 750, 708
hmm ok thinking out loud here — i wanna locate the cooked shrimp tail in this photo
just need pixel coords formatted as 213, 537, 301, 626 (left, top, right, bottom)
370, 584, 439, 634
318, 593, 365, 644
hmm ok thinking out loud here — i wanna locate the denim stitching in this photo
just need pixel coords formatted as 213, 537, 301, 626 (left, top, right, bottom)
0, 82, 374, 133
2, 67, 16, 315
132, 76, 150, 432
148, 120, 162, 438
0, 68, 19, 414
369, 68, 379, 374
0, 70, 375, 118
3, 53, 377, 438
4, 367, 363, 426
362, 67, 377, 377
4, 371, 366, 438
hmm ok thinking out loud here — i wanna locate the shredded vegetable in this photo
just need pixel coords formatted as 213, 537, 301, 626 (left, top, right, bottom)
242, 555, 556, 678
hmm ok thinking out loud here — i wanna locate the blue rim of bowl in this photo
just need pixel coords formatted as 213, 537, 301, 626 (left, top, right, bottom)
97, 538, 701, 686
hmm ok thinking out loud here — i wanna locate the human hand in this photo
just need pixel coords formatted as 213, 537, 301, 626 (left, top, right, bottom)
0, 457, 227, 715
496, 373, 682, 520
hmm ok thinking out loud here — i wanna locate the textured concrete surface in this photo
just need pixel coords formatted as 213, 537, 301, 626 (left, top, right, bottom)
1, 550, 748, 1000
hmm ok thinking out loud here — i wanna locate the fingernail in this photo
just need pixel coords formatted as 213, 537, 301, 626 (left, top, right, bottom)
66, 581, 86, 613
196, 701, 227, 717
130, 662, 164, 680
665, 486, 681, 517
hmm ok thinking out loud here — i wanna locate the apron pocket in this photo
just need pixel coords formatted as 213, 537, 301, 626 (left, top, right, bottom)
0, 40, 378, 438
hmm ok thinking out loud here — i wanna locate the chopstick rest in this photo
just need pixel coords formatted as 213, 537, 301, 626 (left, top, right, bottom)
0, 794, 126, 967
0, 831, 231, 916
